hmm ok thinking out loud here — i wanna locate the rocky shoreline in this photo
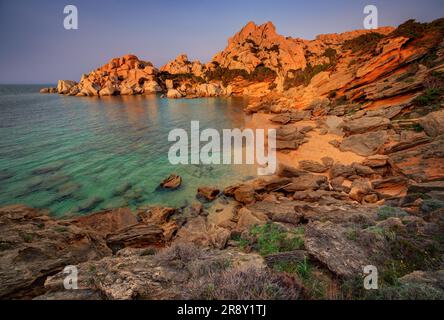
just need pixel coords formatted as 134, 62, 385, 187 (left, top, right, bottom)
8, 17, 444, 299
2, 105, 443, 299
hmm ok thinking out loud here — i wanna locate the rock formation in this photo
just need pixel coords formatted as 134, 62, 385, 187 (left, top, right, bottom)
26, 17, 444, 300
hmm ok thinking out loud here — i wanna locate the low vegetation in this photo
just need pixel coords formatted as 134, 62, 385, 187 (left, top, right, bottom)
205, 65, 276, 86
376, 206, 408, 221
413, 88, 444, 107
239, 223, 304, 256
390, 18, 444, 41
157, 71, 206, 85
283, 63, 332, 90
341, 32, 385, 54
185, 266, 302, 300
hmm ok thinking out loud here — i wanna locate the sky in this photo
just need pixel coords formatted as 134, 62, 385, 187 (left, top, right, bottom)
0, 0, 443, 84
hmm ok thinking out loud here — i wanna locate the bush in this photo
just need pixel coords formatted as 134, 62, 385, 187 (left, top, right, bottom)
248, 224, 304, 256
390, 18, 444, 41
185, 266, 302, 300
377, 206, 408, 221
323, 48, 337, 64
340, 277, 444, 300
154, 243, 206, 264
249, 65, 277, 82
204, 65, 276, 86
368, 283, 444, 300
342, 32, 385, 54
328, 91, 337, 99
420, 199, 444, 214
390, 19, 427, 39
265, 44, 280, 53
273, 258, 329, 299
157, 71, 205, 84
284, 63, 331, 90
412, 88, 444, 107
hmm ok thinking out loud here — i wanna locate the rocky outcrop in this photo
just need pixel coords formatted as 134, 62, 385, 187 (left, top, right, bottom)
196, 187, 220, 202
49, 17, 443, 105
304, 220, 386, 278
340, 131, 388, 156
211, 21, 306, 77
57, 80, 77, 94
160, 54, 206, 78
40, 87, 57, 94
0, 205, 111, 299
36, 244, 265, 300
419, 110, 444, 138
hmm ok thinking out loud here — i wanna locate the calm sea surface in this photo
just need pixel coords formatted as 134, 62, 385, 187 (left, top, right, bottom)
0, 85, 255, 216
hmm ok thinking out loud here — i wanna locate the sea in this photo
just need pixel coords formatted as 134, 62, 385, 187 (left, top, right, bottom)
0, 85, 256, 216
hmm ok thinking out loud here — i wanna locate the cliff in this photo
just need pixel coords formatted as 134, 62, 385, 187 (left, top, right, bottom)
46, 18, 443, 110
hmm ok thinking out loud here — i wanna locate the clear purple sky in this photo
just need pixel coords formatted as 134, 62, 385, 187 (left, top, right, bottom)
1, 0, 443, 84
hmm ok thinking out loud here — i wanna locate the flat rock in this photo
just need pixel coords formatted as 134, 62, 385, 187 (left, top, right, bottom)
283, 174, 328, 192
419, 110, 444, 138
247, 199, 303, 225
340, 130, 388, 156
305, 221, 383, 278
343, 116, 390, 135
298, 160, 328, 173
106, 223, 164, 253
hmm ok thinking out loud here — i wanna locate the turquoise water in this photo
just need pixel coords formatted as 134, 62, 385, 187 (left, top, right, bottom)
0, 85, 255, 216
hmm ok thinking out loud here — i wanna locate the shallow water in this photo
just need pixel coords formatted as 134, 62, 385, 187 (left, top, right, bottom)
0, 85, 256, 216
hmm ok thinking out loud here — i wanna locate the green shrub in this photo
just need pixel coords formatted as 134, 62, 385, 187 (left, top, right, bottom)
185, 266, 301, 300
348, 59, 357, 67
377, 206, 408, 221
390, 18, 444, 40
273, 257, 311, 279
323, 48, 337, 64
248, 224, 304, 256
420, 199, 444, 214
284, 63, 332, 89
412, 88, 444, 107
249, 65, 277, 82
345, 228, 359, 241
21, 233, 34, 243
340, 277, 444, 300
205, 65, 276, 86
158, 71, 205, 84
367, 283, 444, 300
328, 91, 337, 99
342, 32, 385, 54
390, 19, 427, 39
265, 44, 280, 53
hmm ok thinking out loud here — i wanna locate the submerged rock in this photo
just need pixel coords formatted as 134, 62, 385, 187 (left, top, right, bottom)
77, 197, 104, 213
197, 187, 220, 202
39, 87, 57, 94
0, 169, 14, 181
160, 174, 182, 190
